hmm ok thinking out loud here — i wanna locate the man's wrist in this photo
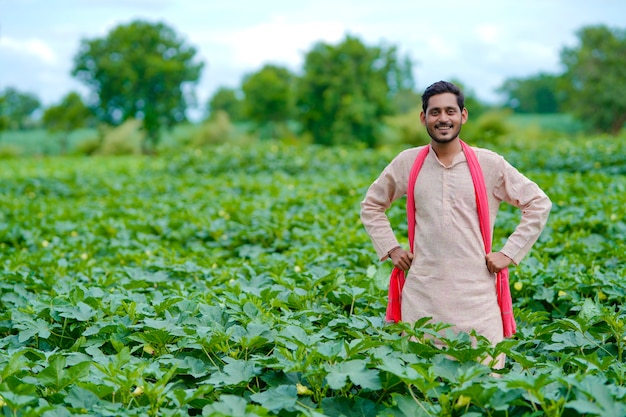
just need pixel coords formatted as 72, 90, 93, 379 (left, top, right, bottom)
387, 246, 401, 257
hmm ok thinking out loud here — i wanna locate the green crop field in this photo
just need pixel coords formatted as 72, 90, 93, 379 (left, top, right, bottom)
0, 135, 625, 416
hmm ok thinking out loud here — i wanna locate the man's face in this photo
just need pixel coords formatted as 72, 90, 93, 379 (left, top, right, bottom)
420, 93, 468, 144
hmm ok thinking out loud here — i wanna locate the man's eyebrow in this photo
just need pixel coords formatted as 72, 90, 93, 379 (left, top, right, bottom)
429, 106, 458, 111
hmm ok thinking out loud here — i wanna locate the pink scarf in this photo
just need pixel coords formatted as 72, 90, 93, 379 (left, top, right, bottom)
385, 140, 516, 338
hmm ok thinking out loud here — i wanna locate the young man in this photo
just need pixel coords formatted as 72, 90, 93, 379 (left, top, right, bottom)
360, 81, 551, 367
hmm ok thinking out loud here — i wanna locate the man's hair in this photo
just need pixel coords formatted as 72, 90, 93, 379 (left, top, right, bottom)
421, 81, 465, 112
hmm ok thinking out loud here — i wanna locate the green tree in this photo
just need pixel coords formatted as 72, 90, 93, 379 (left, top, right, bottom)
42, 92, 94, 154
241, 64, 294, 138
386, 55, 419, 114
296, 35, 413, 147
448, 79, 488, 119
0, 87, 41, 129
391, 89, 421, 115
72, 20, 204, 153
497, 73, 561, 113
207, 87, 244, 122
560, 25, 626, 135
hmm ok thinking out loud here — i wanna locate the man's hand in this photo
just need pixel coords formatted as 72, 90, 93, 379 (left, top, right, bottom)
485, 252, 512, 274
389, 248, 414, 270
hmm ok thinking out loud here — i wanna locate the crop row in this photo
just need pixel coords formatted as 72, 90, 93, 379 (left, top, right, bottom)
0, 138, 625, 416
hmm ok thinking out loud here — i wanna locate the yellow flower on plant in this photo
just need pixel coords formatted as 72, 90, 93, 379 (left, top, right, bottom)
513, 282, 523, 291
132, 386, 144, 396
558, 290, 567, 297
598, 291, 607, 301
296, 383, 313, 396
455, 395, 471, 408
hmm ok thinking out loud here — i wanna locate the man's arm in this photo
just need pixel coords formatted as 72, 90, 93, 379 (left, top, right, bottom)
360, 150, 415, 261
494, 158, 552, 265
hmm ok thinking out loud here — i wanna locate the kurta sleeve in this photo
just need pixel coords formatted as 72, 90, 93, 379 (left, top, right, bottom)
493, 156, 552, 264
360, 148, 417, 260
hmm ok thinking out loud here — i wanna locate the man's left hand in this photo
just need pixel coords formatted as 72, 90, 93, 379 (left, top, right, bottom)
485, 252, 512, 274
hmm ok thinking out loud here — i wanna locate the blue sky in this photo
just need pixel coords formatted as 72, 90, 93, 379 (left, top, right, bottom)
1, 0, 625, 114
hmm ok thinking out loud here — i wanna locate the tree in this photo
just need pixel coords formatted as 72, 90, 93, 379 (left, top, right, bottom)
42, 92, 93, 154
389, 55, 419, 114
207, 87, 244, 122
0, 87, 41, 129
497, 73, 562, 113
241, 64, 294, 137
448, 79, 489, 119
72, 20, 204, 153
560, 25, 626, 135
296, 35, 414, 147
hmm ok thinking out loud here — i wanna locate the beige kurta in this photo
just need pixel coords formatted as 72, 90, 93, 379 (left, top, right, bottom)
361, 144, 551, 347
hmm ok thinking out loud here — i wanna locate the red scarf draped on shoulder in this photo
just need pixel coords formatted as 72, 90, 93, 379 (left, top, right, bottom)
385, 140, 516, 338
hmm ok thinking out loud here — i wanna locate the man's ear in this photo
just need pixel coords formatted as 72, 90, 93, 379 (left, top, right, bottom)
461, 107, 468, 124
420, 111, 426, 126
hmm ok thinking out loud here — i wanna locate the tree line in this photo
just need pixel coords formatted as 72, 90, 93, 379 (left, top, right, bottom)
1, 21, 624, 152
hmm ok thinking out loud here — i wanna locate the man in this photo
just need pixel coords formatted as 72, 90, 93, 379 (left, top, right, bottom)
360, 81, 551, 367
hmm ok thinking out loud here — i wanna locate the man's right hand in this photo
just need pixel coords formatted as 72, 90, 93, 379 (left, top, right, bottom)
389, 248, 414, 271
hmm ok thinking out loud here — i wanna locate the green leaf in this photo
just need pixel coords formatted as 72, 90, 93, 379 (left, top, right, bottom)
392, 393, 442, 417
36, 355, 91, 391
57, 301, 97, 321
546, 331, 595, 351
578, 298, 603, 325
202, 395, 251, 417
573, 375, 626, 417
0, 391, 39, 408
373, 348, 421, 382
249, 385, 297, 412
66, 386, 102, 410
1, 350, 28, 380
566, 399, 602, 415
13, 314, 52, 342
487, 387, 525, 411
324, 359, 381, 390
321, 396, 381, 417
207, 358, 260, 387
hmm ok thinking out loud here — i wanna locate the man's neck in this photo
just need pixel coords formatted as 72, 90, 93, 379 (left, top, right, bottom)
431, 138, 462, 166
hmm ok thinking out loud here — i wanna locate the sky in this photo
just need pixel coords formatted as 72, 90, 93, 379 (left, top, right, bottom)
1, 0, 625, 116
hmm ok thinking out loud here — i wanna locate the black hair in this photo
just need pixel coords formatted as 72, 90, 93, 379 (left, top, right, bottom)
421, 81, 465, 112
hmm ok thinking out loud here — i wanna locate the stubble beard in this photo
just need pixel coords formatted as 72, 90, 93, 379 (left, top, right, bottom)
426, 124, 462, 144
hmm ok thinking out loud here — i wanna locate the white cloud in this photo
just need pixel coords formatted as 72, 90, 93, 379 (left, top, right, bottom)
475, 25, 501, 44
211, 18, 347, 68
0, 36, 58, 65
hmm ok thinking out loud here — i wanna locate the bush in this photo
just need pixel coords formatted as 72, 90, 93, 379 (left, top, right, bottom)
191, 111, 235, 147
97, 119, 143, 156
72, 137, 102, 156
383, 108, 430, 147
463, 109, 513, 146
190, 111, 258, 148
